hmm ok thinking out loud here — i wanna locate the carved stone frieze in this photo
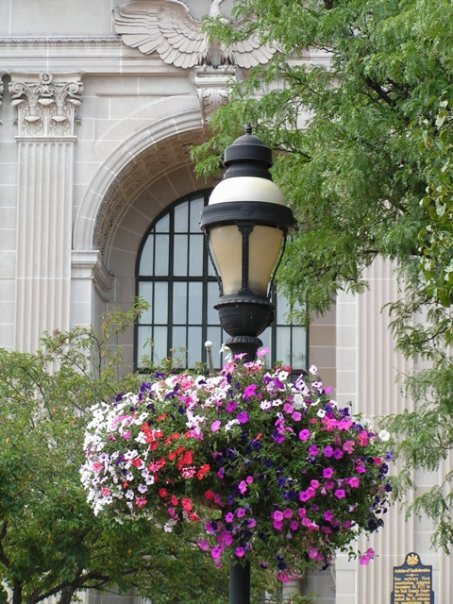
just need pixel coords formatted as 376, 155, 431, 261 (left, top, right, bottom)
94, 129, 206, 253
9, 72, 83, 137
193, 64, 237, 123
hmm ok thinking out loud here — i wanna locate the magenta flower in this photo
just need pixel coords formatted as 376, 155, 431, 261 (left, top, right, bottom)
323, 467, 334, 479
308, 547, 319, 560
211, 546, 223, 560
225, 400, 237, 413
343, 440, 355, 453
197, 539, 210, 551
298, 429, 311, 441
290, 520, 299, 531
334, 489, 346, 499
243, 384, 258, 400
359, 548, 375, 566
235, 547, 246, 558
210, 420, 221, 432
308, 444, 319, 456
348, 477, 361, 488
257, 346, 269, 357
357, 431, 369, 446
238, 480, 248, 494
323, 445, 334, 457
273, 520, 283, 531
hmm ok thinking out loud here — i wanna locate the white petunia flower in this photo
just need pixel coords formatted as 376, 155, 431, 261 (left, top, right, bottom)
378, 429, 390, 442
225, 419, 239, 431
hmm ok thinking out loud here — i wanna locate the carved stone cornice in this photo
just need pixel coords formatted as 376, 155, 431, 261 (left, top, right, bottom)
9, 72, 83, 138
193, 65, 237, 124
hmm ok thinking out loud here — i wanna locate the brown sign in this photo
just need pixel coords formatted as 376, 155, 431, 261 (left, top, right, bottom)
391, 552, 434, 603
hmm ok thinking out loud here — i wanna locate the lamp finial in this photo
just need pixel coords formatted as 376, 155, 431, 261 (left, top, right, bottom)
245, 123, 253, 135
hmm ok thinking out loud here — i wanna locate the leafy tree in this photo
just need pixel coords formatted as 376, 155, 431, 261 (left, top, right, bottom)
0, 305, 236, 604
193, 0, 452, 549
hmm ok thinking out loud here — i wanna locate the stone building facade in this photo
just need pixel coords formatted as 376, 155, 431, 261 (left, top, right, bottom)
0, 1, 450, 602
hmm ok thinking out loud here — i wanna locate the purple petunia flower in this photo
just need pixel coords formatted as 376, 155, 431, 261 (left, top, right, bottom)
237, 411, 250, 424
243, 384, 258, 400
226, 400, 237, 413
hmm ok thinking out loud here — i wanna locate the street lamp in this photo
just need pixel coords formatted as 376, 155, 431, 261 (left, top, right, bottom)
200, 126, 295, 603
200, 125, 295, 363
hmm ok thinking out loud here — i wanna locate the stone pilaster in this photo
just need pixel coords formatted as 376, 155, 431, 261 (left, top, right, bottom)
10, 72, 83, 352
335, 257, 419, 604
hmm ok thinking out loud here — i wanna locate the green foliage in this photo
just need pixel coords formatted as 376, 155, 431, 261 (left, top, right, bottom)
0, 305, 236, 604
193, 0, 453, 549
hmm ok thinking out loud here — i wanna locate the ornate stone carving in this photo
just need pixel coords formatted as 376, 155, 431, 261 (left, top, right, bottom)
94, 129, 206, 253
9, 72, 83, 137
193, 64, 236, 123
114, 0, 277, 69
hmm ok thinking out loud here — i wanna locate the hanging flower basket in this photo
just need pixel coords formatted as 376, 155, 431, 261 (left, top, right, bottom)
81, 357, 392, 580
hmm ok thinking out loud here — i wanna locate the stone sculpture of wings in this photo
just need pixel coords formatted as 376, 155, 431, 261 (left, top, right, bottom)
113, 0, 276, 69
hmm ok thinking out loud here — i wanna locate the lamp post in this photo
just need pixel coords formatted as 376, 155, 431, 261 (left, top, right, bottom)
200, 126, 295, 603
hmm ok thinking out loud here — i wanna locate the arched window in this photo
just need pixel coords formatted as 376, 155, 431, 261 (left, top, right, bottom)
135, 190, 306, 370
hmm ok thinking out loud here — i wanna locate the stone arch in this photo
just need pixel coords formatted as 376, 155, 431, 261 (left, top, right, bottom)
72, 101, 220, 366
73, 98, 209, 253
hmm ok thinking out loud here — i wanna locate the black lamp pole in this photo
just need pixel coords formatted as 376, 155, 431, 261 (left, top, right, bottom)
200, 127, 295, 603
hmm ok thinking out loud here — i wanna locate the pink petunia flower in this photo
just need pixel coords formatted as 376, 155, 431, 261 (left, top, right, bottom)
359, 548, 375, 566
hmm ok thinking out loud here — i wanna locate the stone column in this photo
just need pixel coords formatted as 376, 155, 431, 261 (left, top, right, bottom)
9, 72, 83, 351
